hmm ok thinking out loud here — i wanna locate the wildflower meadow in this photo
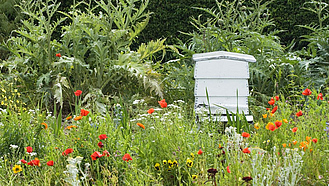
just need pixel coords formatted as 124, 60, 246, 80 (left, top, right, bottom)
0, 0, 329, 185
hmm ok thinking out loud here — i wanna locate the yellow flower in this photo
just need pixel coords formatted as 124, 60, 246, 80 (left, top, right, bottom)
173, 160, 178, 167
192, 175, 198, 180
254, 123, 260, 130
283, 119, 288, 123
190, 153, 195, 160
154, 163, 160, 171
186, 159, 193, 167
262, 114, 267, 119
168, 160, 173, 168
269, 113, 274, 117
163, 160, 167, 165
12, 165, 22, 174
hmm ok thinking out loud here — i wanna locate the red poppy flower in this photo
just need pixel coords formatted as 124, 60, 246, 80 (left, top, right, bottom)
242, 132, 250, 138
26, 146, 33, 153
56, 53, 61, 57
271, 106, 278, 114
98, 142, 104, 148
292, 127, 297, 133
226, 166, 231, 173
74, 90, 82, 96
242, 148, 250, 154
80, 109, 90, 116
296, 111, 303, 117
197, 149, 203, 155
268, 124, 276, 131
20, 159, 27, 164
158, 99, 167, 108
312, 138, 318, 143
62, 148, 73, 156
268, 97, 275, 105
266, 108, 270, 111
317, 93, 323, 100
91, 151, 103, 160
137, 123, 145, 129
122, 153, 132, 162
275, 121, 282, 128
99, 134, 108, 140
147, 108, 155, 114
27, 158, 40, 166
302, 88, 312, 96
275, 96, 279, 101
102, 150, 110, 157
47, 160, 54, 166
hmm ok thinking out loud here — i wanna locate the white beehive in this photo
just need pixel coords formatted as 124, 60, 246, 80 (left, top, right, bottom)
193, 51, 256, 122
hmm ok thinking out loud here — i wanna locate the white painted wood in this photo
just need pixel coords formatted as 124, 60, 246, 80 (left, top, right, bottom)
194, 78, 249, 96
193, 51, 256, 63
194, 59, 249, 78
193, 51, 255, 122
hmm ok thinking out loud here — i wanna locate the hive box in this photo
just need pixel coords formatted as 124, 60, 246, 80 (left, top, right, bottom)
193, 51, 256, 122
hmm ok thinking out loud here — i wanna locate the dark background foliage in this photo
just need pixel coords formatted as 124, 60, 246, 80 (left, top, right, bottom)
1, 0, 328, 61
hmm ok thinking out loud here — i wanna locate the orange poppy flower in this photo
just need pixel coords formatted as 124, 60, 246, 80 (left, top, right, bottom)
74, 116, 82, 121
295, 111, 303, 117
302, 88, 312, 96
292, 127, 298, 133
137, 123, 145, 129
242, 147, 250, 154
147, 108, 155, 114
306, 136, 311, 142
268, 97, 275, 105
41, 122, 48, 130
283, 119, 288, 123
292, 140, 298, 145
263, 114, 267, 119
242, 132, 250, 138
158, 99, 167, 108
66, 125, 77, 130
282, 143, 287, 148
66, 116, 72, 120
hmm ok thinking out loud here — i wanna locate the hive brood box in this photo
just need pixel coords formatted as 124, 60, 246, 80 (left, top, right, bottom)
193, 51, 256, 122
